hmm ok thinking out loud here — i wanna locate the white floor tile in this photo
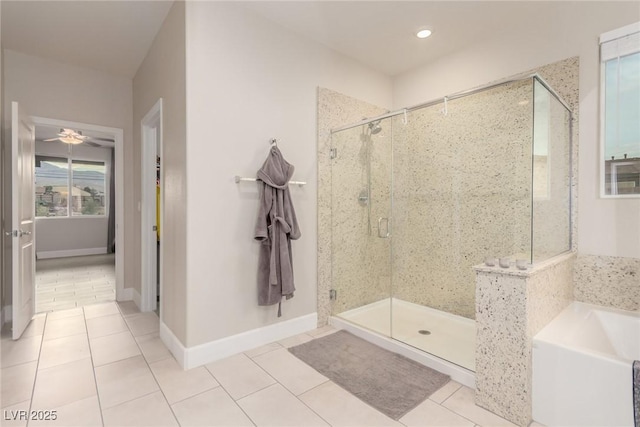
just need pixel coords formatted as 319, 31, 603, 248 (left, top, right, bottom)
32, 358, 97, 409
21, 315, 46, 338
38, 334, 91, 369
307, 325, 337, 338
30, 396, 102, 427
43, 315, 86, 341
38, 302, 77, 313
429, 380, 463, 404
117, 301, 140, 317
171, 387, 254, 427
400, 399, 475, 427
244, 342, 282, 359
149, 357, 219, 404
46, 308, 83, 320
0, 335, 42, 368
89, 331, 141, 367
300, 381, 401, 426
0, 361, 37, 408
253, 348, 328, 395
135, 333, 172, 363
237, 383, 328, 427
277, 332, 314, 348
83, 302, 120, 319
442, 387, 518, 427
206, 353, 276, 399
86, 313, 128, 338
124, 312, 159, 337
102, 391, 178, 427
95, 355, 159, 409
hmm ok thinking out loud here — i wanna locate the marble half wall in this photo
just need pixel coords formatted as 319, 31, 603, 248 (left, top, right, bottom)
574, 253, 640, 311
317, 87, 387, 326
474, 252, 575, 427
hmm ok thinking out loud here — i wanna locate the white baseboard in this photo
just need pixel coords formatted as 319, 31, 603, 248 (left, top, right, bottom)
37, 247, 107, 260
159, 320, 187, 368
132, 289, 141, 310
161, 312, 318, 370
2, 305, 11, 325
118, 287, 134, 302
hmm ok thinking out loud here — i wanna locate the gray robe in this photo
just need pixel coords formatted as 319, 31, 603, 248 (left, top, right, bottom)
254, 146, 301, 316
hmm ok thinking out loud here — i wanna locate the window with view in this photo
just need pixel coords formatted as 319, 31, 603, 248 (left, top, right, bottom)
35, 156, 107, 217
601, 23, 640, 196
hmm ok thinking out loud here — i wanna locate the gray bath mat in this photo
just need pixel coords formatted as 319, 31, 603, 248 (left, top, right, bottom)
288, 330, 450, 420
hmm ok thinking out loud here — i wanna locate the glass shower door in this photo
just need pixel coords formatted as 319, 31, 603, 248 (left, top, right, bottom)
330, 118, 393, 337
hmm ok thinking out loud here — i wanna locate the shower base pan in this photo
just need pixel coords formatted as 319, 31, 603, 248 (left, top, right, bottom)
331, 298, 475, 388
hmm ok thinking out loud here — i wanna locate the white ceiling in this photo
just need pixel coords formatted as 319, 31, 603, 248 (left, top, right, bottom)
240, 1, 550, 76
1, 1, 634, 79
1, 0, 174, 77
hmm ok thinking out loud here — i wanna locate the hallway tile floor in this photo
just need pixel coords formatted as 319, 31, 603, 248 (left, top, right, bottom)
35, 255, 116, 314
1, 301, 522, 427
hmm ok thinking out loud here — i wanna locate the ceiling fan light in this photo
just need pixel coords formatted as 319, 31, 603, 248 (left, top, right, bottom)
60, 136, 84, 145
416, 29, 432, 39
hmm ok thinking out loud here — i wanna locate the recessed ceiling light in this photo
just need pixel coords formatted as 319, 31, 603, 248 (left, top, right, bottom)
416, 29, 432, 39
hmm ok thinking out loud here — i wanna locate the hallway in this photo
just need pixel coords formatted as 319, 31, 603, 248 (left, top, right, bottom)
35, 254, 116, 313
1, 301, 517, 427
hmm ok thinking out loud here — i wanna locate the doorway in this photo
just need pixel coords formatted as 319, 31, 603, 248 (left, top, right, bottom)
31, 117, 125, 313
141, 99, 163, 315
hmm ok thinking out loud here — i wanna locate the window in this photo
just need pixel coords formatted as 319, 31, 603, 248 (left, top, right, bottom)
71, 160, 107, 216
601, 23, 640, 197
35, 156, 107, 217
35, 156, 69, 217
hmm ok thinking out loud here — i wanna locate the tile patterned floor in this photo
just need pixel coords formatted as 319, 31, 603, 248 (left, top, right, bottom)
35, 255, 116, 314
0, 301, 522, 427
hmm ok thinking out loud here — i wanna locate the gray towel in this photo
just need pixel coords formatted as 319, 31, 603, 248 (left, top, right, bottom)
254, 146, 301, 317
634, 360, 640, 427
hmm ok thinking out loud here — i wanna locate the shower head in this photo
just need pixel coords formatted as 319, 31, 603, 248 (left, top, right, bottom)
368, 120, 382, 135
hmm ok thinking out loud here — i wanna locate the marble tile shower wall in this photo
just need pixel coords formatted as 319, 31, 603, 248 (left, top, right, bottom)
574, 254, 640, 311
391, 80, 534, 319
317, 88, 387, 326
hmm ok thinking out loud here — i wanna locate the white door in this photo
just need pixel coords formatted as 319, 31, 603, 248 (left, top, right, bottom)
10, 102, 36, 339
142, 125, 158, 312
141, 99, 162, 313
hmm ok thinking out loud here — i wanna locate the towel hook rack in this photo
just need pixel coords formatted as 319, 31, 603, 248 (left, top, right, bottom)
234, 175, 306, 187
270, 138, 277, 147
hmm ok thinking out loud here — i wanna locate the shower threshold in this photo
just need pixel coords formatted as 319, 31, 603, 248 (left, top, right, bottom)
330, 298, 475, 388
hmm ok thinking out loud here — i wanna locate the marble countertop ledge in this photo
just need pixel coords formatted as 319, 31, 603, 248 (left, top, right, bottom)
473, 251, 576, 277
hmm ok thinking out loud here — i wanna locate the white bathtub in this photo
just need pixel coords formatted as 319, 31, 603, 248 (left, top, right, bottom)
532, 301, 639, 427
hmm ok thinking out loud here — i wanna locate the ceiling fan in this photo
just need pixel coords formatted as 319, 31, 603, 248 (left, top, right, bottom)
43, 128, 113, 147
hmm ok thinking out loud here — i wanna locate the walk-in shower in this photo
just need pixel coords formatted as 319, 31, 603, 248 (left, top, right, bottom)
328, 75, 572, 374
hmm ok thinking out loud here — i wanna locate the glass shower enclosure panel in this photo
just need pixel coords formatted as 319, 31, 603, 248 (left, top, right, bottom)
532, 78, 572, 261
390, 80, 535, 371
330, 118, 393, 336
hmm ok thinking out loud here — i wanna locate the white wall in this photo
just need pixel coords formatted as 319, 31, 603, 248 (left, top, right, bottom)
392, 2, 640, 259
34, 141, 111, 257
0, 0, 5, 322
184, 2, 392, 347
133, 1, 187, 344
2, 50, 135, 284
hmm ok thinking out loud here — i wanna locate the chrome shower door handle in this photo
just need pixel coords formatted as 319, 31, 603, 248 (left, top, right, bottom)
377, 217, 390, 238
